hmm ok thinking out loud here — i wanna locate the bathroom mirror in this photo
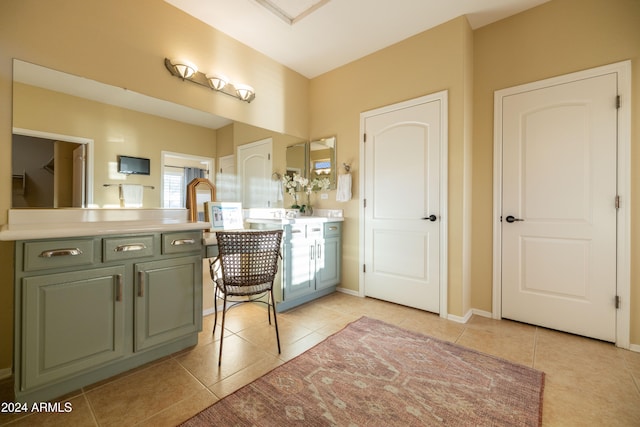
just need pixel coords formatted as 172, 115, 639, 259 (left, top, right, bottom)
309, 136, 336, 189
285, 142, 307, 180
186, 178, 216, 222
11, 59, 302, 209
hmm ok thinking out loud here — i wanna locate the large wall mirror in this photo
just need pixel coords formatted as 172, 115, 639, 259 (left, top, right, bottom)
11, 59, 303, 210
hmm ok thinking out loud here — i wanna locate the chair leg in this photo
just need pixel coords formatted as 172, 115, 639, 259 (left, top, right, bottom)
212, 284, 219, 335
218, 293, 228, 366
270, 288, 281, 354
267, 292, 272, 325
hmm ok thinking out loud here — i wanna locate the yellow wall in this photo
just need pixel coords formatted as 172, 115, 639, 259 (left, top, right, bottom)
14, 83, 218, 208
471, 0, 640, 341
309, 16, 474, 316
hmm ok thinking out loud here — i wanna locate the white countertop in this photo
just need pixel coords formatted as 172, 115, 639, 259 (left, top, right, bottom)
0, 208, 210, 241
0, 208, 344, 242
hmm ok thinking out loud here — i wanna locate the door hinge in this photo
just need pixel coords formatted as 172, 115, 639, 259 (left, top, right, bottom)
616, 95, 621, 109
363, 198, 367, 208
615, 295, 620, 309
363, 264, 366, 273
268, 153, 271, 160
615, 195, 620, 209
363, 133, 367, 143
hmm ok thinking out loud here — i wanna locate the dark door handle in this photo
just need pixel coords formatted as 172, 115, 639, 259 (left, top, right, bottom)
505, 215, 524, 223
422, 215, 437, 222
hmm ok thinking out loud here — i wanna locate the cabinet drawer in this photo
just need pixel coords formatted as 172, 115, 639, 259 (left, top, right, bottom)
307, 224, 323, 239
288, 224, 306, 240
162, 231, 202, 254
324, 222, 342, 238
23, 239, 95, 272
103, 235, 155, 262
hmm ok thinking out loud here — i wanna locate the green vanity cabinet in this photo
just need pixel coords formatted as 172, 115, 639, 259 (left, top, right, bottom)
21, 266, 126, 390
13, 230, 203, 403
278, 221, 342, 311
315, 222, 342, 291
134, 255, 201, 351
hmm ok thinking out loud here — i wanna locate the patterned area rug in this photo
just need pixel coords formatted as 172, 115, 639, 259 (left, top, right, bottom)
181, 317, 544, 426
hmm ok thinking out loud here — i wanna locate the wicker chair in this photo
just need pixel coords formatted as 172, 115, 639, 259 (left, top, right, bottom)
209, 229, 283, 365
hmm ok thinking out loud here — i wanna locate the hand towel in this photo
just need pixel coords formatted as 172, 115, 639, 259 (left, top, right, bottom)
336, 173, 352, 202
272, 179, 284, 202
120, 184, 143, 208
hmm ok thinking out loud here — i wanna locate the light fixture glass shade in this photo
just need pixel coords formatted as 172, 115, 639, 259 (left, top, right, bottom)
174, 63, 197, 79
206, 74, 228, 91
235, 84, 255, 101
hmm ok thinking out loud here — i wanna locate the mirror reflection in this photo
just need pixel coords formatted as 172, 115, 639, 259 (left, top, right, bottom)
310, 136, 336, 189
285, 142, 307, 180
11, 59, 301, 210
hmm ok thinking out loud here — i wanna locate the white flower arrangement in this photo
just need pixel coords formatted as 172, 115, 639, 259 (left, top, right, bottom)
282, 173, 330, 211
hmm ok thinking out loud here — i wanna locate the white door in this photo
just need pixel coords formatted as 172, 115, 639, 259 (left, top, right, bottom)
362, 93, 446, 313
237, 138, 273, 208
216, 154, 237, 202
500, 73, 618, 342
72, 144, 86, 207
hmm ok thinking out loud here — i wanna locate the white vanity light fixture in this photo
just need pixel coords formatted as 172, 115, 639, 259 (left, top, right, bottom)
172, 61, 198, 79
165, 58, 255, 103
206, 74, 228, 91
235, 84, 255, 102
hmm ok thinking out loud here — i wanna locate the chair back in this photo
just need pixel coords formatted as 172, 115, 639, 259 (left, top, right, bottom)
215, 230, 283, 296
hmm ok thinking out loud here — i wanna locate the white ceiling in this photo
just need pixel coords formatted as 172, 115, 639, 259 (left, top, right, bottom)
165, 0, 551, 78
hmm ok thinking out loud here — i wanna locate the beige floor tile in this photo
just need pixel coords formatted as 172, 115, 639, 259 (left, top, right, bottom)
278, 331, 328, 361
209, 353, 283, 399
398, 311, 465, 342
136, 388, 218, 427
455, 317, 536, 366
174, 334, 271, 387
236, 316, 314, 352
85, 359, 204, 427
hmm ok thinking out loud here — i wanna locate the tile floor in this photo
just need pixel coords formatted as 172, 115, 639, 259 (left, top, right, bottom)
1, 292, 639, 426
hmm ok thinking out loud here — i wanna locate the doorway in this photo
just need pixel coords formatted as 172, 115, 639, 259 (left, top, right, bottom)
12, 128, 93, 207
360, 91, 448, 315
493, 61, 631, 347
237, 138, 273, 208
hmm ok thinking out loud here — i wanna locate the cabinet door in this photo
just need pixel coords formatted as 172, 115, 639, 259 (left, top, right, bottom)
22, 266, 125, 389
284, 239, 314, 300
134, 255, 202, 351
316, 236, 341, 290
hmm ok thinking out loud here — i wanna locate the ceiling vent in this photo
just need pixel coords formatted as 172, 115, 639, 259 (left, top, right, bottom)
252, 0, 331, 25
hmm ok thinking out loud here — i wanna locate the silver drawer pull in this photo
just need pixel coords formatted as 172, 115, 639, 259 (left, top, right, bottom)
328, 226, 338, 231
39, 248, 83, 258
311, 228, 321, 232
171, 239, 195, 246
291, 229, 302, 234
114, 243, 147, 252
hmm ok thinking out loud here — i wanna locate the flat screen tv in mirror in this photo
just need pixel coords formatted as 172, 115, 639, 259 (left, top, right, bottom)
118, 155, 150, 175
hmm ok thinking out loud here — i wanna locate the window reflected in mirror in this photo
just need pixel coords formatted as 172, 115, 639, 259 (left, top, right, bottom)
310, 136, 336, 190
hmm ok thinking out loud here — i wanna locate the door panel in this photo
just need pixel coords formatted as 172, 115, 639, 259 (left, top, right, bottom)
237, 139, 272, 208
363, 97, 443, 313
501, 73, 617, 341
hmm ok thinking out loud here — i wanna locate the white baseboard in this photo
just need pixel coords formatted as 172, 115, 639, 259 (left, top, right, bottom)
629, 343, 640, 353
336, 287, 360, 297
447, 308, 492, 324
0, 367, 12, 380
